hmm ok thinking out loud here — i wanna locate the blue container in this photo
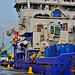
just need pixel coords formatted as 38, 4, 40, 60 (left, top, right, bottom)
57, 44, 67, 55
67, 44, 74, 53
47, 47, 50, 57
50, 47, 54, 57
50, 45, 57, 57
44, 47, 50, 57
57, 44, 61, 56
61, 44, 67, 54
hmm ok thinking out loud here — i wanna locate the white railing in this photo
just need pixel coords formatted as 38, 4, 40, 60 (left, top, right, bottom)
16, 0, 75, 6
16, 0, 75, 3
17, 0, 45, 1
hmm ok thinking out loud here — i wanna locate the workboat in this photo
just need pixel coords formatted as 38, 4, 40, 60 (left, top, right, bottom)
13, 34, 75, 75
7, 0, 75, 75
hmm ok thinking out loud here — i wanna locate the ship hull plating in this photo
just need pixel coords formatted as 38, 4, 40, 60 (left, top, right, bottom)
14, 52, 75, 75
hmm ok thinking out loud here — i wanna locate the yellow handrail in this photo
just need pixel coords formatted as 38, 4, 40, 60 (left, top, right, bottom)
36, 47, 44, 58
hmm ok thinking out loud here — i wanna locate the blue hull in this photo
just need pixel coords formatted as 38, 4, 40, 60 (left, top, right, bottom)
14, 53, 75, 75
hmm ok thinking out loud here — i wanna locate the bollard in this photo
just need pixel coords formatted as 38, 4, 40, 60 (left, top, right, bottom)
28, 67, 33, 74
7, 64, 11, 69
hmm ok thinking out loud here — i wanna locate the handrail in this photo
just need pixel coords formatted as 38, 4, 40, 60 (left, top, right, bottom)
36, 47, 44, 58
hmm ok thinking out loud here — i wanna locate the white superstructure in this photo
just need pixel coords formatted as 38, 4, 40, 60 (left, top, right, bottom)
14, 0, 75, 49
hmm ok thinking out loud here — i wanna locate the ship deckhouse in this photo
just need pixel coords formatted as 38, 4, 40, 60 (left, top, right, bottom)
14, 0, 75, 46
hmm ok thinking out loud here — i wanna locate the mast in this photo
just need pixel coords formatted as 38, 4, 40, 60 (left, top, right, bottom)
27, 0, 30, 9
2, 33, 4, 49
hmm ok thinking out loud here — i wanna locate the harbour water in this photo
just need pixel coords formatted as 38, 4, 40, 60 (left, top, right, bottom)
0, 66, 39, 75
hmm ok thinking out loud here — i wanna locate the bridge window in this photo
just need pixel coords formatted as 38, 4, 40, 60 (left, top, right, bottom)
30, 4, 50, 10
30, 4, 39, 9
42, 4, 45, 10
50, 26, 60, 35
22, 4, 28, 9
63, 6, 75, 11
55, 27, 60, 35
64, 0, 71, 2
50, 26, 54, 34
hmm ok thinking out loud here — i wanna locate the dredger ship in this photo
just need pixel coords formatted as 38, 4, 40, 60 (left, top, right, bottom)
7, 0, 75, 75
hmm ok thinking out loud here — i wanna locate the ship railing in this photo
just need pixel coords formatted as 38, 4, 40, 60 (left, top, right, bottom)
36, 47, 44, 58
16, 0, 75, 4
16, 0, 57, 1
